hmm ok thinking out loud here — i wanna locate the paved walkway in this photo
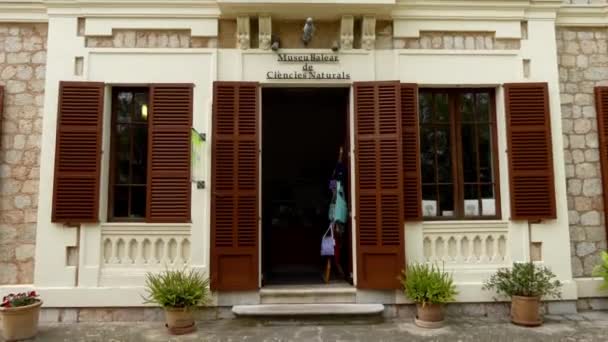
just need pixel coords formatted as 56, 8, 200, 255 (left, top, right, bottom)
3, 311, 608, 342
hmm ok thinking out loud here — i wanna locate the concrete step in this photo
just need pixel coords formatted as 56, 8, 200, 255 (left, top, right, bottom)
232, 304, 384, 317
260, 284, 356, 304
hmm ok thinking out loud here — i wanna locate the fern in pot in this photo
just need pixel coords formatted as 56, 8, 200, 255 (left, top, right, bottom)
483, 262, 562, 327
400, 263, 457, 329
143, 268, 210, 335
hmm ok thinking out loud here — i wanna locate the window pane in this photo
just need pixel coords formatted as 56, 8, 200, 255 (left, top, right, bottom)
434, 93, 449, 123
422, 185, 437, 217
115, 124, 130, 184
481, 184, 496, 216
436, 128, 451, 183
477, 93, 490, 122
478, 124, 493, 183
113, 186, 129, 218
134, 92, 149, 122
132, 126, 148, 184
117, 92, 133, 123
461, 124, 478, 183
460, 93, 475, 122
110, 88, 150, 221
464, 184, 480, 216
438, 185, 454, 217
419, 93, 433, 124
131, 186, 146, 218
420, 127, 436, 183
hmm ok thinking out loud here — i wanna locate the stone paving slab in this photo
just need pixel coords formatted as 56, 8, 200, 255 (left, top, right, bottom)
2, 311, 608, 342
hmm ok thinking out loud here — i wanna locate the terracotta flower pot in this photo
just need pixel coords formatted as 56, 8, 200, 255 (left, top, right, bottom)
415, 303, 445, 329
0, 300, 42, 342
164, 307, 196, 335
511, 295, 542, 327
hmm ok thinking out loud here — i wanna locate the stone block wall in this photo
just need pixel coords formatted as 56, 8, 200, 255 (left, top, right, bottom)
556, 27, 608, 277
0, 23, 46, 284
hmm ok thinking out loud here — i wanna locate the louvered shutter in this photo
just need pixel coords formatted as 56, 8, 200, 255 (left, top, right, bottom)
146, 85, 193, 223
52, 81, 104, 223
354, 81, 404, 289
401, 84, 422, 221
505, 83, 556, 220
594, 87, 608, 237
210, 82, 259, 290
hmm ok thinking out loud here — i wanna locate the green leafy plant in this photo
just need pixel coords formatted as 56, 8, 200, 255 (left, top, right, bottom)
483, 262, 562, 299
399, 263, 457, 306
143, 268, 210, 309
592, 251, 608, 291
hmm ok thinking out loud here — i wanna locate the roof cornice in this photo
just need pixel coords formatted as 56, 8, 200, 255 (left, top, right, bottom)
0, 1, 47, 22
557, 5, 608, 27
1, 0, 608, 26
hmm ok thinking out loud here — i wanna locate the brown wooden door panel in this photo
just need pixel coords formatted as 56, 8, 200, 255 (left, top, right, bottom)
52, 81, 104, 223
594, 87, 608, 239
146, 85, 193, 223
504, 83, 556, 221
354, 81, 404, 289
401, 84, 422, 221
211, 82, 259, 291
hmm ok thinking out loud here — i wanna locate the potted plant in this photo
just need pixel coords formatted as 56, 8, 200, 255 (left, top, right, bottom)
483, 262, 562, 327
399, 263, 457, 329
143, 268, 210, 335
592, 251, 608, 290
0, 291, 42, 341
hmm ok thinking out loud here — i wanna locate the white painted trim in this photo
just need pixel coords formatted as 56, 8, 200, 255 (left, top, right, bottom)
576, 277, 608, 298
397, 50, 520, 57
394, 19, 521, 39
557, 6, 608, 27
0, 1, 47, 22
0, 279, 577, 307
84, 17, 217, 37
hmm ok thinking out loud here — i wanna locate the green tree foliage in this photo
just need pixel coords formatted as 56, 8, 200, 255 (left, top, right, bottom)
592, 251, 608, 291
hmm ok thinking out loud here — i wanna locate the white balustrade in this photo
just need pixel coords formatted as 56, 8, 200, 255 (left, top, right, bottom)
422, 221, 510, 266
99, 224, 192, 286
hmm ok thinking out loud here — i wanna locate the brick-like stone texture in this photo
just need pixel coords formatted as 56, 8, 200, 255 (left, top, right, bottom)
557, 27, 608, 277
0, 23, 46, 284
85, 30, 217, 49
394, 32, 520, 50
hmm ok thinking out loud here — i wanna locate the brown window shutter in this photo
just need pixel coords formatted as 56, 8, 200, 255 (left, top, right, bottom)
594, 86, 608, 238
210, 81, 259, 290
146, 85, 193, 223
354, 81, 404, 289
504, 82, 556, 220
401, 83, 422, 221
52, 81, 104, 223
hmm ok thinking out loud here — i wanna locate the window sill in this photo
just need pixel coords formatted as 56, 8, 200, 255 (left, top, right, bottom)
100, 222, 192, 229
421, 220, 509, 230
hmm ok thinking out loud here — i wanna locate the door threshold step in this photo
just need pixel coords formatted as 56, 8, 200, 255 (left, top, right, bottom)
232, 304, 384, 317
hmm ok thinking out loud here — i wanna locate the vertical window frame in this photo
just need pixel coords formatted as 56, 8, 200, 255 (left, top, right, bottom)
419, 88, 501, 221
107, 87, 150, 222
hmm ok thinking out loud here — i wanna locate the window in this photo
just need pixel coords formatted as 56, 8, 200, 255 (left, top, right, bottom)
109, 88, 149, 221
419, 89, 500, 219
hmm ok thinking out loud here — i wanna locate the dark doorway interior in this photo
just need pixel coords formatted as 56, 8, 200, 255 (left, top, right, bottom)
262, 87, 351, 285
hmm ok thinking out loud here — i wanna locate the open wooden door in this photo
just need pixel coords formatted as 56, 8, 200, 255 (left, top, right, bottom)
353, 81, 404, 289
210, 82, 260, 290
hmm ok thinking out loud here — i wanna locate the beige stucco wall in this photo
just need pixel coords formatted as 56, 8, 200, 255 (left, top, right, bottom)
0, 23, 46, 284
557, 27, 608, 277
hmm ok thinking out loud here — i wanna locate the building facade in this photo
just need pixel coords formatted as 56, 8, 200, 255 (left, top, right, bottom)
1, 0, 608, 319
